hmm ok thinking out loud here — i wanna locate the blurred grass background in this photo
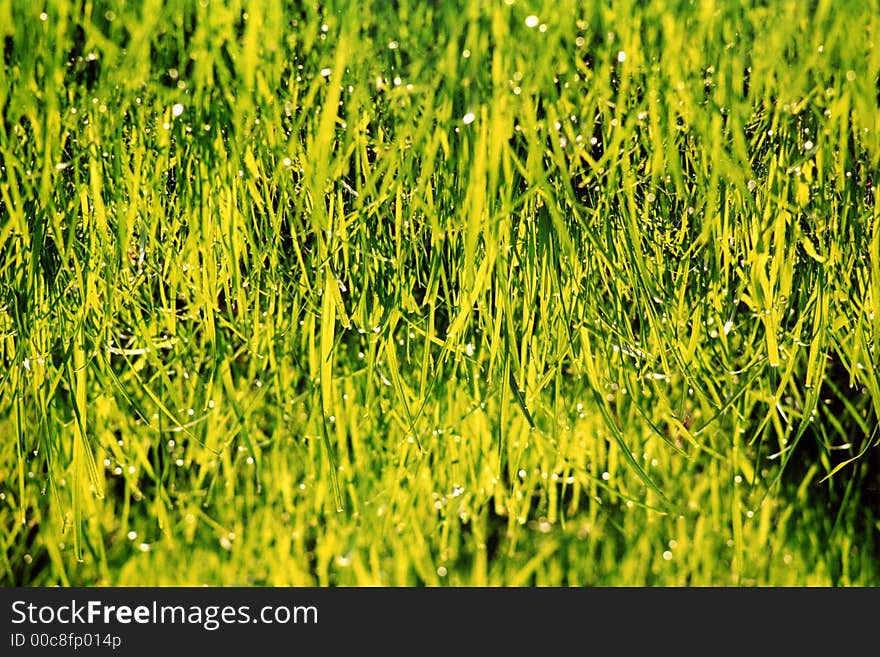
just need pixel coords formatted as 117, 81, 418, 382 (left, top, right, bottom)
1, 0, 879, 585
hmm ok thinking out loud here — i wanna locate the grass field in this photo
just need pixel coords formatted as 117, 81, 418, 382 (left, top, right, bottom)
1, 0, 879, 586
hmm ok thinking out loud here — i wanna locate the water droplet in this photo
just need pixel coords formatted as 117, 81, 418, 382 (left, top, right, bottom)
462, 112, 476, 125
127, 531, 137, 540
171, 103, 184, 117
320, 67, 332, 77
617, 51, 626, 63
524, 15, 539, 28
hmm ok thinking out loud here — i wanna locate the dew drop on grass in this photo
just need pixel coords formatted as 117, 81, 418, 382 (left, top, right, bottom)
171, 103, 184, 117
525, 15, 539, 28
127, 531, 137, 540
462, 112, 476, 125
662, 550, 673, 561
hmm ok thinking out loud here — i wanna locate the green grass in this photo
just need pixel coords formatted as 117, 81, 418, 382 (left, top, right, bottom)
1, 0, 879, 586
